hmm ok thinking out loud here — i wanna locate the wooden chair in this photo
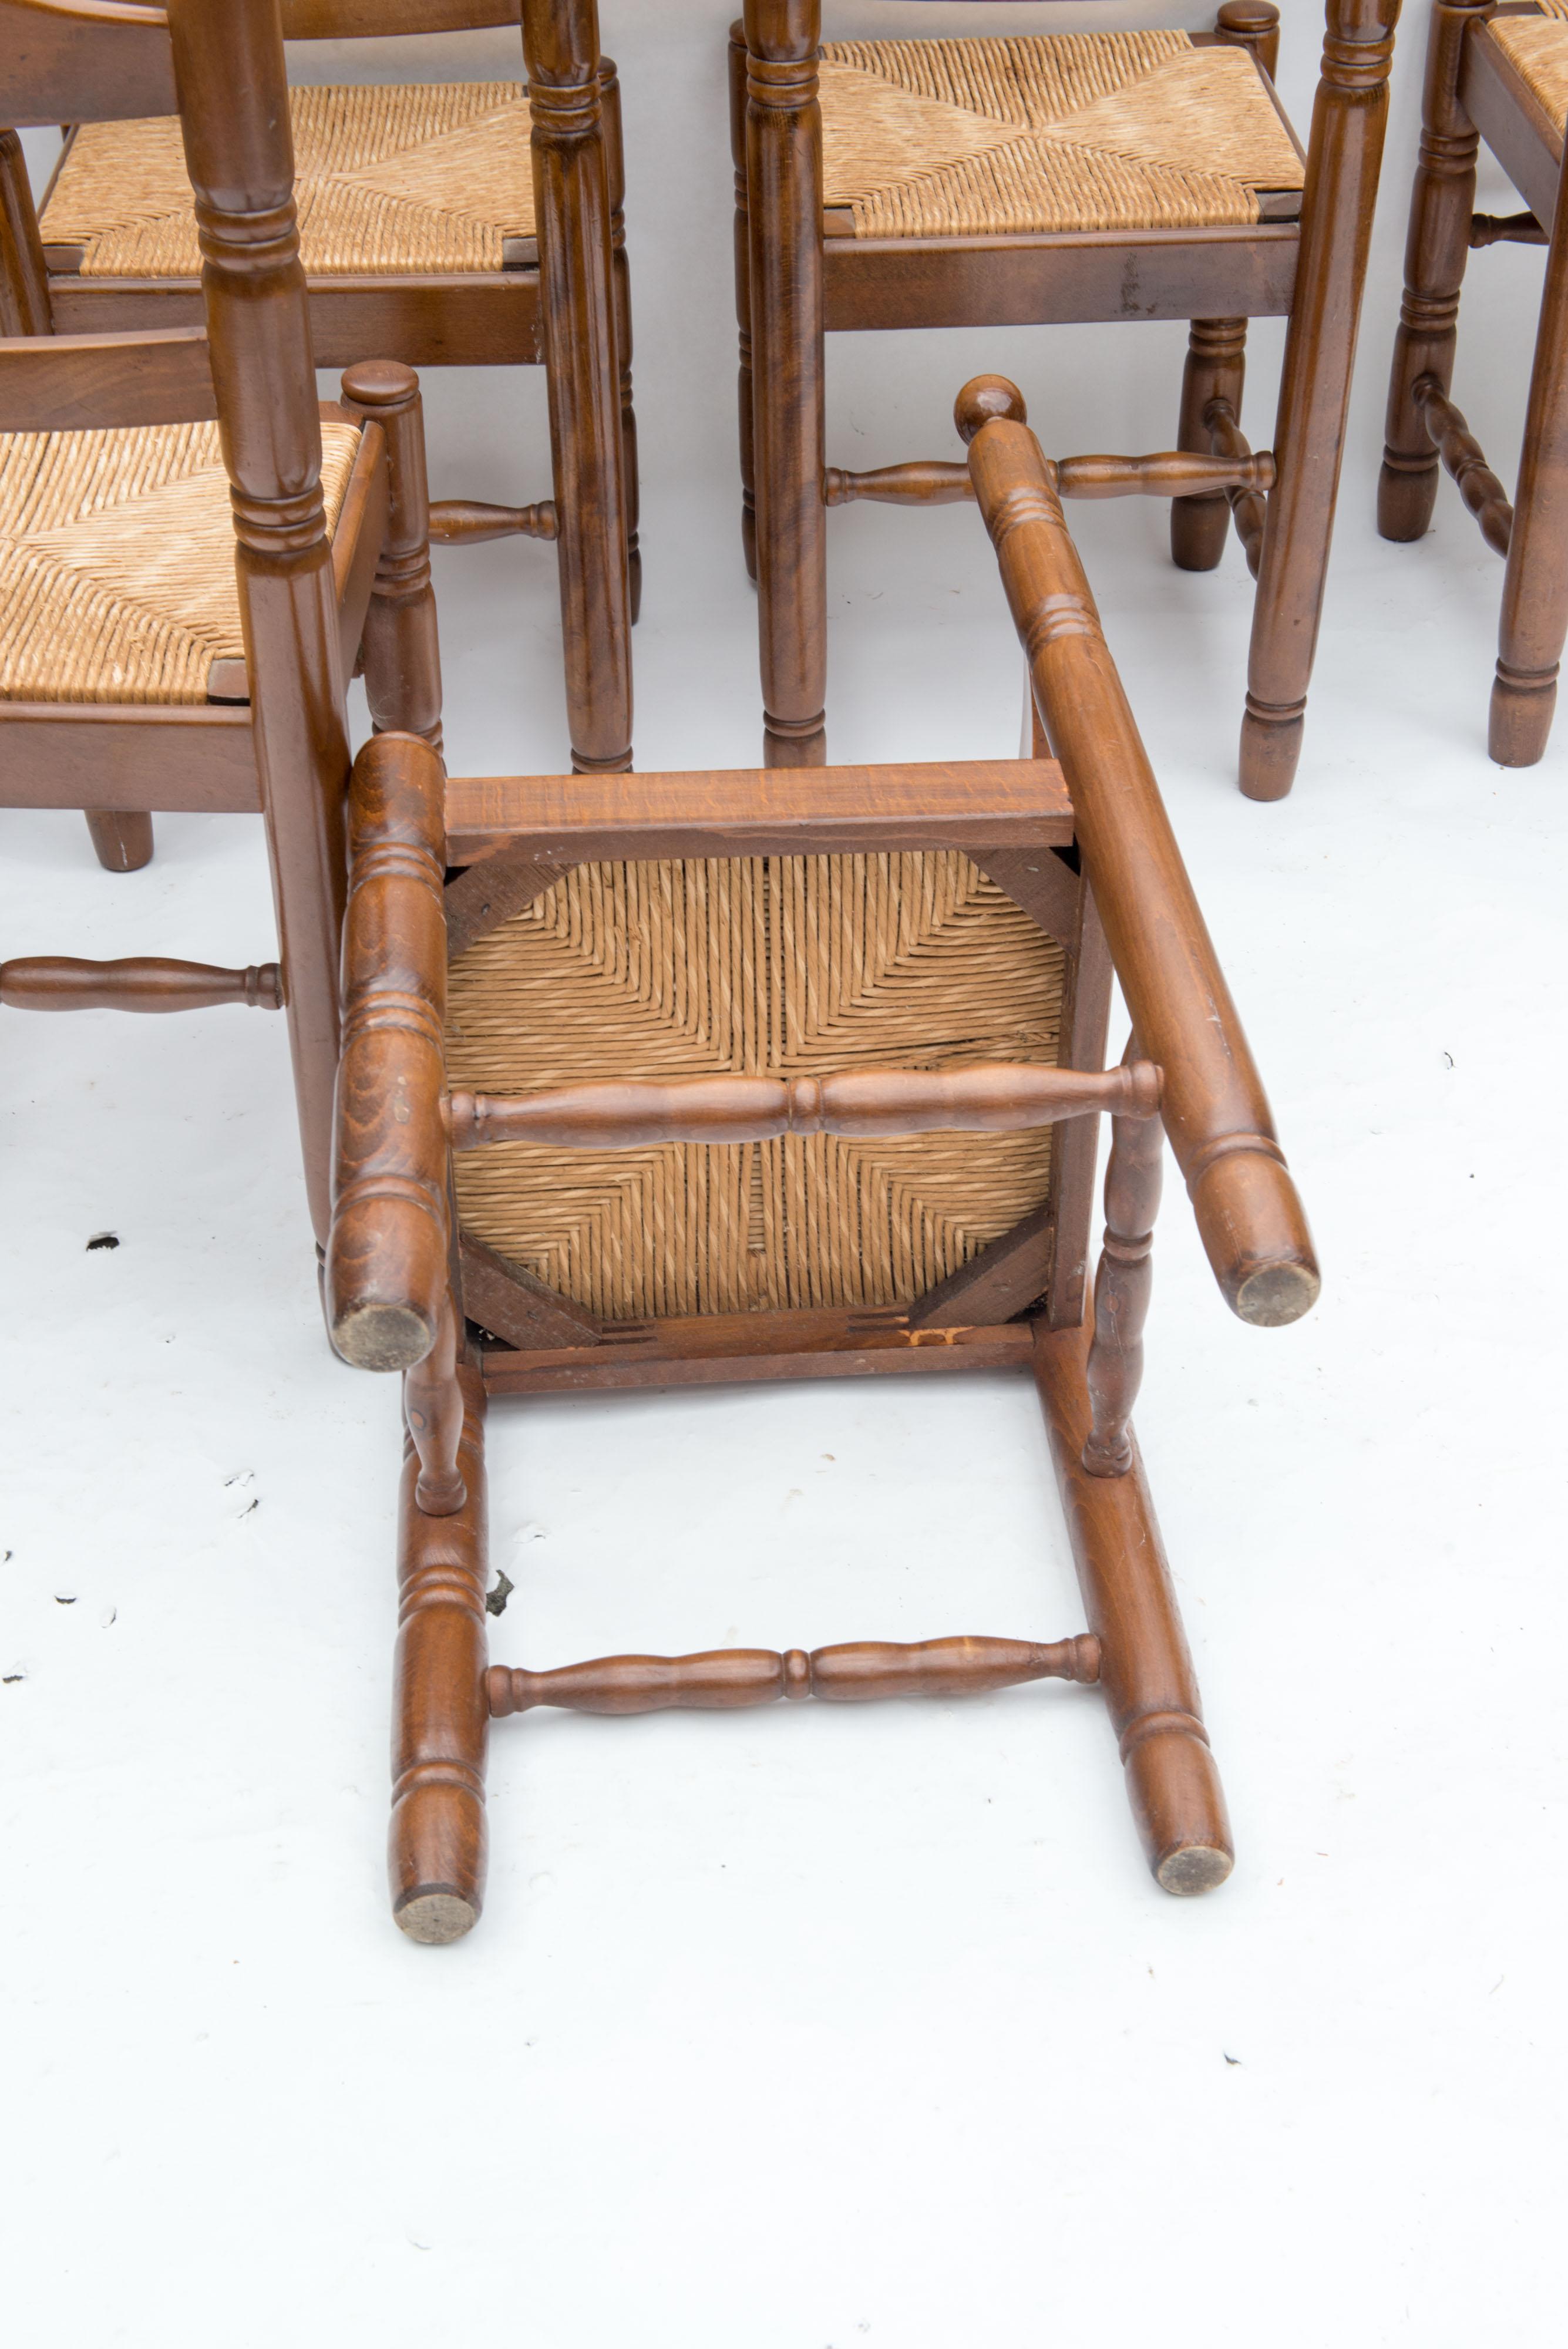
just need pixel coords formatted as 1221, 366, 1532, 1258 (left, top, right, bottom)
1379, 0, 1568, 765
322, 373, 1320, 1943
0, 0, 632, 822
732, 0, 1401, 800
0, 0, 443, 1258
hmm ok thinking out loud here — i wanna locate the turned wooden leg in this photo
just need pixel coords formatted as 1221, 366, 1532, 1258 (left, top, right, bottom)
390, 1359, 491, 1943
1378, 4, 1484, 543
1034, 1320, 1233, 1894
1172, 319, 1246, 571
403, 1288, 467, 1516
339, 361, 443, 752
1241, 2, 1399, 802
523, 0, 634, 775
601, 55, 641, 625
1081, 1075, 1162, 1478
84, 812, 155, 871
745, 0, 827, 768
729, 19, 758, 585
1492, 156, 1568, 765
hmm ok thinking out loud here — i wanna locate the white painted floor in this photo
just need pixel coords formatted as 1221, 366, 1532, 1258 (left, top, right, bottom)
3, 8, 1563, 2343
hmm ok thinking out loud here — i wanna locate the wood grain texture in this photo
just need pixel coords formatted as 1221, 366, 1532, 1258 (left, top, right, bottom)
962, 381, 1318, 1329
447, 1061, 1159, 1152
390, 1361, 490, 1944
1034, 1317, 1233, 1894
1082, 1068, 1163, 1478
487, 1634, 1101, 1717
523, 0, 634, 773
0, 0, 176, 127
459, 1231, 602, 1350
0, 955, 281, 1011
326, 733, 452, 1377
443, 759, 1073, 863
1379, 2, 1488, 543
0, 327, 216, 432
479, 1308, 1036, 1395
1241, 0, 1402, 800
0, 704, 259, 809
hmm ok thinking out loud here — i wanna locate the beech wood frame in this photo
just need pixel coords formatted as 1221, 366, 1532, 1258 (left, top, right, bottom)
0, 0, 634, 785
1378, 0, 1568, 765
733, 0, 1402, 801
325, 378, 1320, 1943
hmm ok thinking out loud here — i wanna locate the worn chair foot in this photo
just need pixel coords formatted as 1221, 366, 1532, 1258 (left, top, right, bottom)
85, 812, 154, 872
1122, 1717, 1235, 1895
1239, 695, 1305, 801
1377, 452, 1439, 543
1489, 660, 1557, 765
394, 1888, 482, 1946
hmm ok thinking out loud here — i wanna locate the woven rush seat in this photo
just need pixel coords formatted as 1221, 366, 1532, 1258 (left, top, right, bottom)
39, 83, 532, 278
0, 420, 360, 704
1484, 4, 1568, 133
819, 30, 1303, 238
446, 852, 1065, 1320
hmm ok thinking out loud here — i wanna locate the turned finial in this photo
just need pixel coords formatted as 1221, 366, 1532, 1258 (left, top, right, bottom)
954, 376, 1027, 445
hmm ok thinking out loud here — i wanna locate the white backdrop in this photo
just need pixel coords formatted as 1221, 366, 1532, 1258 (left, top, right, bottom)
3, 7, 1563, 2344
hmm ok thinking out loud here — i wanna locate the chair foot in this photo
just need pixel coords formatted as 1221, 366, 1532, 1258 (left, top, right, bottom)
1239, 695, 1305, 801
1034, 1321, 1234, 1897
1377, 453, 1439, 543
1490, 661, 1556, 766
1170, 494, 1230, 573
388, 1366, 490, 1940
85, 812, 154, 871
394, 1889, 481, 1946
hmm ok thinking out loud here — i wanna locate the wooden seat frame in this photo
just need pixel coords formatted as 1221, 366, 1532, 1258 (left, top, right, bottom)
0, 0, 634, 809
1379, 0, 1568, 763
324, 375, 1321, 1944
0, 0, 443, 1263
732, 0, 1401, 802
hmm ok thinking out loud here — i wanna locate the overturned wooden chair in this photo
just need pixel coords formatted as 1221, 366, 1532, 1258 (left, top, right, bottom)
733, 0, 1399, 798
325, 375, 1320, 1943
1379, 0, 1568, 764
0, 0, 441, 1255
1, 0, 632, 819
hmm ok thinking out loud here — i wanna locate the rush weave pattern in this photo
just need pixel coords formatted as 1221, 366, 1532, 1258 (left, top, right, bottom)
446, 853, 1065, 1321
0, 420, 361, 704
819, 32, 1303, 237
40, 83, 533, 278
1486, 7, 1568, 133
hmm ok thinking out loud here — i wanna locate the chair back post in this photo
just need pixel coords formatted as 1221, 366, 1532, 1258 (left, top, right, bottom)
744, 0, 826, 765
520, 0, 633, 773
959, 378, 1318, 1330
1243, 0, 1401, 799
166, 0, 350, 1245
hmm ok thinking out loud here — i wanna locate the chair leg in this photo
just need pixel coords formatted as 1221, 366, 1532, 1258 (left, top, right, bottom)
601, 55, 641, 624
1171, 319, 1247, 571
1378, 3, 1485, 543
1240, 1, 1399, 802
523, 0, 634, 775
1492, 168, 1568, 765
389, 1360, 492, 1943
339, 362, 443, 752
729, 19, 758, 584
1033, 1318, 1233, 1894
745, 0, 827, 768
84, 812, 154, 871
